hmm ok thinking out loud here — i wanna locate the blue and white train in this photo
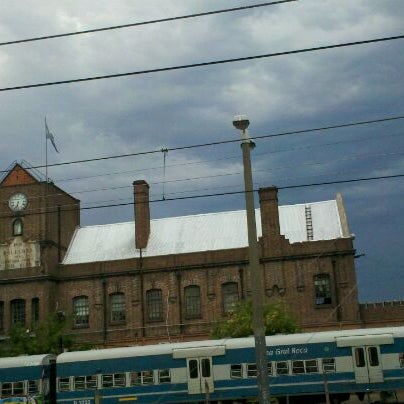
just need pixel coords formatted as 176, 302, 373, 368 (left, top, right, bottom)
1, 326, 404, 403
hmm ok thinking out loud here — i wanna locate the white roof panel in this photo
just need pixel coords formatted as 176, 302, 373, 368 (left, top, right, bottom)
63, 199, 345, 265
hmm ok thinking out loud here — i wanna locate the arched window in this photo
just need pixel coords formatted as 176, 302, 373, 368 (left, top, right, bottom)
73, 296, 89, 326
110, 292, 126, 323
12, 218, 23, 236
146, 289, 163, 321
184, 285, 201, 319
222, 282, 239, 314
11, 299, 26, 326
314, 274, 332, 305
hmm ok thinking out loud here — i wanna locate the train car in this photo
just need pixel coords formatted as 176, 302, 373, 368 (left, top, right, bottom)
55, 326, 404, 404
0, 354, 56, 404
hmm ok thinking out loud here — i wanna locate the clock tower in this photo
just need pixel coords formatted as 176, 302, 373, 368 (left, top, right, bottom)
0, 162, 80, 273
0, 162, 80, 334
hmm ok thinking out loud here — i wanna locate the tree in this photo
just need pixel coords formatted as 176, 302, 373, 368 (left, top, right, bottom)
211, 300, 300, 339
0, 313, 74, 357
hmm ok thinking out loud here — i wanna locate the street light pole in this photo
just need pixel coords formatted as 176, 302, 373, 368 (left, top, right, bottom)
233, 115, 270, 403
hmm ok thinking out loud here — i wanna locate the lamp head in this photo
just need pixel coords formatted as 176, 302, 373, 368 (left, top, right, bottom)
232, 114, 250, 131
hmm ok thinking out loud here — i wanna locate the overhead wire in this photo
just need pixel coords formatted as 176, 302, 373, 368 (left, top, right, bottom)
1, 34, 403, 92
0, 172, 402, 219
52, 130, 404, 185
1, 114, 402, 175
0, 1, 297, 47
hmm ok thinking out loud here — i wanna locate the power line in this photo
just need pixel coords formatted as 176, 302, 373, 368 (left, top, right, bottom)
1, 34, 403, 92
0, 1, 297, 47
2, 114, 403, 175
51, 130, 403, 186
1, 171, 402, 219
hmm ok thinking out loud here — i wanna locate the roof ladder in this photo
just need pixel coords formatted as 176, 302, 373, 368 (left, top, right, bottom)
305, 205, 314, 241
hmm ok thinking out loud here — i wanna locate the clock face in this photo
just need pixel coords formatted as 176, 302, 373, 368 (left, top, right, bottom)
8, 193, 28, 212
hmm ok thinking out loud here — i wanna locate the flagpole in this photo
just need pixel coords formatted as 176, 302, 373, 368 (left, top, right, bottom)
45, 117, 48, 183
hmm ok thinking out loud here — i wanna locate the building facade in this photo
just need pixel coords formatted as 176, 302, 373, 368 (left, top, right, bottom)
0, 163, 402, 348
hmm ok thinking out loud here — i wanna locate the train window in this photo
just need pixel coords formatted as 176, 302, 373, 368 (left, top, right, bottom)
322, 358, 335, 373
102, 374, 125, 388
13, 381, 24, 395
268, 362, 273, 376
28, 380, 40, 394
2, 383, 12, 396
114, 374, 126, 387
292, 360, 305, 374
367, 347, 379, 367
354, 347, 366, 367
189, 360, 199, 379
74, 375, 98, 390
102, 375, 113, 388
86, 375, 98, 389
230, 364, 243, 378
158, 369, 171, 383
201, 358, 211, 378
305, 360, 319, 373
276, 361, 289, 375
400, 353, 404, 367
74, 376, 86, 390
247, 363, 257, 377
58, 378, 71, 391
130, 370, 154, 385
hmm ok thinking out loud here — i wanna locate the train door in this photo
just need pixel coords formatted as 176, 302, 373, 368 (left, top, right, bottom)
186, 357, 214, 394
352, 345, 383, 383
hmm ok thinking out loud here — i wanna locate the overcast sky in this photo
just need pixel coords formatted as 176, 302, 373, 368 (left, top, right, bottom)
0, 0, 403, 302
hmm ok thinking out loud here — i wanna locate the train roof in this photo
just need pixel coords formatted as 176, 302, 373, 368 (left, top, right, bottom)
57, 326, 404, 364
0, 354, 55, 369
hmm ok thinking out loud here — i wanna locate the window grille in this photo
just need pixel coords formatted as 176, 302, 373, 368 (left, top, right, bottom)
146, 289, 163, 321
184, 285, 201, 318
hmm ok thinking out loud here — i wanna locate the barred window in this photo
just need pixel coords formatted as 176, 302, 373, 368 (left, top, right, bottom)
58, 378, 70, 392
74, 375, 97, 390
314, 274, 332, 305
11, 299, 26, 326
292, 360, 305, 374
158, 369, 171, 383
110, 293, 126, 323
276, 361, 289, 375
247, 363, 257, 377
184, 285, 201, 318
305, 359, 319, 373
130, 370, 154, 385
101, 374, 125, 388
230, 364, 243, 378
268, 362, 273, 376
73, 296, 89, 326
323, 358, 336, 373
222, 282, 239, 314
146, 289, 163, 321
28, 380, 40, 394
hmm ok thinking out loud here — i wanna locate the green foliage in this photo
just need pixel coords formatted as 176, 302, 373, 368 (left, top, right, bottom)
0, 313, 74, 357
211, 300, 300, 339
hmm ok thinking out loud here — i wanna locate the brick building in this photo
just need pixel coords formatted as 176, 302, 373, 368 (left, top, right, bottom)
0, 162, 402, 347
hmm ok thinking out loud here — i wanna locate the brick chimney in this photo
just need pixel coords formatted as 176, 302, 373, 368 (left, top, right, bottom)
133, 180, 150, 249
258, 186, 281, 242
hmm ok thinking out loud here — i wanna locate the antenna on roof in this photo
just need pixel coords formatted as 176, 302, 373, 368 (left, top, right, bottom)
161, 147, 168, 200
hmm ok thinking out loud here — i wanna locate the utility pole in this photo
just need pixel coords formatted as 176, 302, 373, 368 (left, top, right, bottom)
233, 115, 270, 403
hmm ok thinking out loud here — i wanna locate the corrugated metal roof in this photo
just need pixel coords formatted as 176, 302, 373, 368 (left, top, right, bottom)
63, 199, 344, 265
